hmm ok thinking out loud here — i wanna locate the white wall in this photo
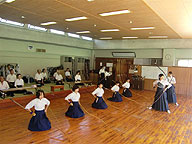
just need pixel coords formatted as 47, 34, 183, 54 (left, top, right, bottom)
0, 24, 93, 76
94, 39, 192, 66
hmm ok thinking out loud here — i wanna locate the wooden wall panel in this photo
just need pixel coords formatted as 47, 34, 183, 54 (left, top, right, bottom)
168, 67, 192, 96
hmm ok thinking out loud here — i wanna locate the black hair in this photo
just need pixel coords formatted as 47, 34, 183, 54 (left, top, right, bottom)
42, 68, 45, 72
127, 77, 130, 80
97, 83, 103, 86
168, 71, 172, 74
72, 85, 79, 91
76, 70, 80, 74
36, 90, 45, 98
158, 74, 164, 80
115, 81, 120, 84
17, 74, 21, 78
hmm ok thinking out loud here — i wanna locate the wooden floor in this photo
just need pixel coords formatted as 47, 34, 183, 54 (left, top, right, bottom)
0, 88, 191, 144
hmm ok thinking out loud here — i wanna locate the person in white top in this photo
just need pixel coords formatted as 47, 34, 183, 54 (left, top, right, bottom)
92, 83, 108, 109
53, 69, 59, 79
149, 74, 171, 113
6, 64, 15, 76
55, 71, 64, 85
65, 85, 84, 118
104, 69, 112, 88
167, 71, 178, 106
107, 81, 122, 102
65, 68, 73, 82
6, 69, 16, 88
25, 90, 51, 131
99, 66, 106, 86
35, 69, 44, 86
41, 69, 51, 84
75, 71, 81, 82
14, 74, 33, 95
0, 76, 14, 97
122, 78, 132, 97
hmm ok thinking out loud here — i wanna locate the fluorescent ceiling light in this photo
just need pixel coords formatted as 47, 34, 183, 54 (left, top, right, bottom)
100, 29, 119, 32
68, 33, 80, 38
82, 36, 93, 41
65, 16, 87, 22
41, 22, 57, 26
0, 18, 24, 27
6, 0, 15, 3
148, 36, 168, 38
76, 31, 90, 34
99, 10, 130, 17
131, 27, 155, 30
28, 24, 47, 31
50, 29, 65, 35
99, 37, 112, 40
122, 36, 138, 39
87, 0, 94, 1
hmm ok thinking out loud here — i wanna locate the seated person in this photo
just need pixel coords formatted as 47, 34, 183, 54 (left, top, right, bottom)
55, 71, 64, 85
0, 76, 14, 97
6, 64, 15, 76
35, 69, 44, 87
65, 68, 73, 82
41, 69, 51, 84
75, 71, 84, 86
15, 74, 33, 95
75, 71, 81, 82
6, 69, 16, 88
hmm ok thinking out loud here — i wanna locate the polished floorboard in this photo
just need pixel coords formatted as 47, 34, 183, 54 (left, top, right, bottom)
0, 89, 191, 144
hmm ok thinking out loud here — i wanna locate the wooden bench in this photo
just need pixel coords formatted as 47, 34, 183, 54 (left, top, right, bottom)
50, 85, 64, 93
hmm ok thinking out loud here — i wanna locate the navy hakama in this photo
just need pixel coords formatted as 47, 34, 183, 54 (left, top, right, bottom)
28, 110, 51, 131
92, 96, 108, 109
107, 92, 122, 102
65, 102, 85, 118
152, 87, 169, 111
167, 85, 177, 103
122, 88, 132, 97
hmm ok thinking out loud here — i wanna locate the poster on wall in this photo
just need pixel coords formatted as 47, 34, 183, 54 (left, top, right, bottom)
106, 63, 113, 67
141, 66, 168, 79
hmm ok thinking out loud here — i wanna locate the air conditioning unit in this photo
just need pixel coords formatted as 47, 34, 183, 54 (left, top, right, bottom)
112, 52, 136, 58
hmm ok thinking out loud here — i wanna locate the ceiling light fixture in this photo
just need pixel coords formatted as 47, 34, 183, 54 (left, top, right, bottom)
148, 36, 168, 38
100, 29, 119, 32
5, 0, 15, 3
131, 27, 155, 30
65, 16, 87, 22
76, 31, 90, 34
41, 21, 57, 26
122, 37, 138, 39
99, 37, 112, 40
99, 10, 130, 17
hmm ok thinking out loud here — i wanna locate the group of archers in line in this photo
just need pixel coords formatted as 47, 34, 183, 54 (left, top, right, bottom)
24, 71, 177, 132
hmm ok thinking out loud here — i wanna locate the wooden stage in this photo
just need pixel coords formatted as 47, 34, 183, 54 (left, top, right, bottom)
0, 86, 191, 144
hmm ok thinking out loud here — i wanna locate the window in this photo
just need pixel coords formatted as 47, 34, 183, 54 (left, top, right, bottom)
178, 59, 192, 67
50, 29, 65, 35
0, 17, 24, 27
81, 36, 93, 41
68, 33, 80, 38
28, 24, 47, 31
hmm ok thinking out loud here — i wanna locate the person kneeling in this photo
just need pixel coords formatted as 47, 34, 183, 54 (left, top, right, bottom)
65, 85, 84, 118
15, 74, 33, 95
92, 83, 108, 109
107, 81, 122, 102
55, 71, 64, 85
122, 78, 132, 97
